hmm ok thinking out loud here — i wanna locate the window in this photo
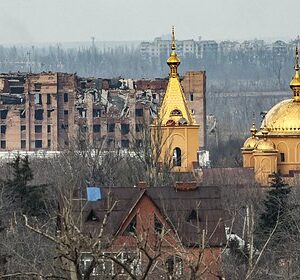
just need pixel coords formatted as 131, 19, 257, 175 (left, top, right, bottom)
173, 147, 182, 166
135, 139, 143, 148
190, 93, 194, 101
121, 124, 130, 135
280, 153, 285, 162
20, 110, 26, 119
21, 125, 26, 132
47, 110, 52, 118
93, 109, 101, 118
191, 109, 195, 114
154, 215, 163, 234
0, 141, 6, 149
78, 108, 86, 118
0, 125, 6, 134
121, 139, 129, 148
35, 140, 42, 148
123, 215, 136, 235
47, 125, 51, 133
166, 256, 183, 276
106, 138, 115, 147
86, 209, 99, 222
35, 125, 42, 133
46, 94, 51, 105
107, 123, 115, 133
64, 110, 68, 116
135, 108, 144, 117
47, 140, 51, 148
170, 109, 182, 116
64, 93, 68, 102
187, 209, 200, 222
34, 93, 42, 105
21, 140, 26, 149
61, 124, 69, 130
35, 109, 44, 120
93, 124, 101, 133
135, 124, 143, 132
34, 83, 41, 91
0, 110, 8, 119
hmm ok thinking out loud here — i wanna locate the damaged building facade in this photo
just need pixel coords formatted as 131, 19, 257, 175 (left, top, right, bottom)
0, 71, 205, 151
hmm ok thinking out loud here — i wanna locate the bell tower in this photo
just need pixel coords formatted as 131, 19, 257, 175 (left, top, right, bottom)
152, 27, 200, 172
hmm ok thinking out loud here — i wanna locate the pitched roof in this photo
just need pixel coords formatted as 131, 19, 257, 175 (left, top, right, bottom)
71, 186, 226, 248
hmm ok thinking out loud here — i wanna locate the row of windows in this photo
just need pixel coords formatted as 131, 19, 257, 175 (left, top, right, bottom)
0, 140, 51, 149
34, 93, 68, 105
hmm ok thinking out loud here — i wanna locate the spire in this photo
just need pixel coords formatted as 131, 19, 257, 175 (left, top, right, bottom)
171, 26, 176, 50
290, 46, 300, 101
167, 26, 180, 78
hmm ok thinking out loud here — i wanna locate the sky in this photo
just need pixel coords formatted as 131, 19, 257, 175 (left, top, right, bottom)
0, 0, 299, 44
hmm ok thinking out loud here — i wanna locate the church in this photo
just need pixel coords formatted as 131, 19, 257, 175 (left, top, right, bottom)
151, 27, 200, 172
242, 47, 300, 186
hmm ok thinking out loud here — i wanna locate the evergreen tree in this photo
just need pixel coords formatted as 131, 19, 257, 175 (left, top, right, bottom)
258, 173, 291, 238
6, 155, 46, 216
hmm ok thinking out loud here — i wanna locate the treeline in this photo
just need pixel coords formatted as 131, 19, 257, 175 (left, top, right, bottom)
0, 43, 296, 92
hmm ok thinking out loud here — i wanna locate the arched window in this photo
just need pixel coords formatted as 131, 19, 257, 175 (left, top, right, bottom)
166, 119, 176, 126
173, 147, 181, 166
178, 118, 188, 125
170, 109, 182, 116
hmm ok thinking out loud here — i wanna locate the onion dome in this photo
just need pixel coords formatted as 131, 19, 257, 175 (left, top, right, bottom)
242, 122, 258, 150
167, 26, 181, 77
254, 127, 276, 152
290, 46, 300, 101
256, 48, 300, 136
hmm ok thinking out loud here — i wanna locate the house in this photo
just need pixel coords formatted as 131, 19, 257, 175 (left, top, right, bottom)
64, 184, 226, 279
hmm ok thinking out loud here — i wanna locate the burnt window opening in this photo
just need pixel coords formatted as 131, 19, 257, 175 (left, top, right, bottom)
78, 108, 86, 118
121, 139, 129, 148
35, 125, 42, 133
190, 93, 194, 101
34, 93, 42, 105
0, 110, 8, 119
61, 124, 69, 130
21, 140, 26, 149
107, 123, 115, 133
106, 138, 115, 148
47, 125, 51, 133
79, 125, 87, 133
35, 109, 44, 120
20, 125, 26, 132
34, 83, 42, 91
0, 141, 6, 149
187, 209, 200, 222
135, 139, 143, 148
123, 215, 137, 235
135, 124, 143, 132
135, 108, 144, 117
46, 94, 51, 105
121, 124, 130, 135
154, 215, 163, 234
64, 110, 68, 116
280, 153, 285, 162
173, 147, 182, 166
64, 93, 68, 102
47, 109, 54, 118
35, 140, 42, 148
47, 140, 51, 148
0, 125, 6, 134
93, 109, 101, 118
10, 86, 24, 94
86, 209, 99, 222
20, 110, 26, 119
93, 124, 101, 133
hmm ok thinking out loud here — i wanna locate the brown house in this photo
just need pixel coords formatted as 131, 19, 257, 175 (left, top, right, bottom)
67, 184, 226, 279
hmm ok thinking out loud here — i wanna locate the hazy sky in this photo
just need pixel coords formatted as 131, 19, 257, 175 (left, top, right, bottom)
0, 0, 299, 43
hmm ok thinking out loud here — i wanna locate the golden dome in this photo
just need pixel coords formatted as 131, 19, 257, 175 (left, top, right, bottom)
254, 138, 276, 152
242, 122, 258, 150
259, 99, 300, 135
167, 51, 181, 65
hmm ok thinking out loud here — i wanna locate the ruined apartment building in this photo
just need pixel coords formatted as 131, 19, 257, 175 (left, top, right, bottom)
0, 71, 206, 151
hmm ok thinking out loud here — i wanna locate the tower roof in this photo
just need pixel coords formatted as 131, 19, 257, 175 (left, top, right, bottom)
290, 46, 300, 100
159, 27, 195, 126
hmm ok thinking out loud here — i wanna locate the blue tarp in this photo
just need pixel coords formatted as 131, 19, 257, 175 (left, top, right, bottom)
86, 186, 101, 201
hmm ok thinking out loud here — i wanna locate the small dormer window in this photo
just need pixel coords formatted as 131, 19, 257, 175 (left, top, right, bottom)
154, 215, 163, 234
166, 119, 176, 126
170, 109, 182, 116
187, 209, 200, 222
123, 215, 137, 235
178, 118, 188, 125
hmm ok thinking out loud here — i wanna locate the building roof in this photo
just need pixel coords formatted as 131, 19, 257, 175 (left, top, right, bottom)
71, 186, 226, 248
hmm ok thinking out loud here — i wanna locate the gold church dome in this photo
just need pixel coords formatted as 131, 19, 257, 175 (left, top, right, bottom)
242, 123, 258, 150
257, 47, 300, 136
254, 127, 276, 152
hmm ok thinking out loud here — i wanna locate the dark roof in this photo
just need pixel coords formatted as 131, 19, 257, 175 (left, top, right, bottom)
71, 186, 226, 248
